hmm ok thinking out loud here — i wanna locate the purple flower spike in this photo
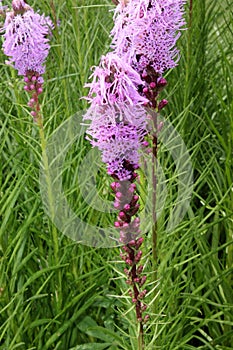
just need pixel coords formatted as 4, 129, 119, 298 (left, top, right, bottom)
2, 2, 53, 78
111, 0, 186, 75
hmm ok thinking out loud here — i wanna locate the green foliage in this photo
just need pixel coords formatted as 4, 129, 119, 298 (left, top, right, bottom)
0, 0, 232, 349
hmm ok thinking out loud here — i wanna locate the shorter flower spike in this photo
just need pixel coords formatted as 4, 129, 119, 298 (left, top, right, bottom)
1, 0, 53, 122
2, 4, 53, 78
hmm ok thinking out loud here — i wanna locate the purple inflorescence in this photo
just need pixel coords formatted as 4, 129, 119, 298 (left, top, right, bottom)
2, 0, 53, 81
84, 0, 186, 178
88, 123, 144, 181
111, 0, 186, 75
83, 0, 186, 325
85, 53, 148, 108
83, 52, 150, 180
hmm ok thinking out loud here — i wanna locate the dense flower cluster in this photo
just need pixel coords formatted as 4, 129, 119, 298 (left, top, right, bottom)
2, 0, 53, 81
111, 0, 186, 74
1, 0, 53, 120
84, 0, 186, 177
88, 123, 144, 180
83, 52, 149, 181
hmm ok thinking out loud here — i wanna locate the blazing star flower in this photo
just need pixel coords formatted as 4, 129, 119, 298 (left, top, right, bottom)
85, 52, 148, 108
84, 99, 149, 181
83, 51, 150, 179
2, 0, 53, 81
111, 0, 186, 75
87, 122, 146, 181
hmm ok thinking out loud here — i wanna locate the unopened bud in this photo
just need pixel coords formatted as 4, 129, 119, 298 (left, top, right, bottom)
142, 304, 147, 311
137, 265, 143, 274
139, 276, 147, 286
114, 201, 120, 209
135, 237, 144, 249
31, 111, 37, 117
157, 77, 167, 87
158, 99, 168, 110
125, 258, 133, 266
114, 221, 121, 228
124, 204, 131, 211
116, 192, 122, 199
128, 240, 136, 247
135, 250, 142, 263
142, 141, 149, 147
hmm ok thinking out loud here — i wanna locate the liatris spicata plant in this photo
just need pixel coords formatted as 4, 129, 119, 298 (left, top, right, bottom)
1, 0, 62, 307
1, 0, 53, 121
83, 0, 186, 347
83, 51, 150, 347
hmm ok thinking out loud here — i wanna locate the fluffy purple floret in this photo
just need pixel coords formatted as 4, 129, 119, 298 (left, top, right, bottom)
84, 100, 149, 179
111, 0, 186, 74
2, 8, 53, 78
83, 43, 150, 179
85, 52, 148, 107
88, 122, 144, 181
84, 101, 148, 131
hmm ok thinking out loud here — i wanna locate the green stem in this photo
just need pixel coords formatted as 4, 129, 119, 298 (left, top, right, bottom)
37, 111, 62, 311
138, 323, 144, 350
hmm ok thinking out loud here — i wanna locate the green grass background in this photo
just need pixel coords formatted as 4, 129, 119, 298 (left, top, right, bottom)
0, 0, 232, 349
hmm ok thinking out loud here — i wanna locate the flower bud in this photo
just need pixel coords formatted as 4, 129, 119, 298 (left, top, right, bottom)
114, 221, 121, 228
158, 99, 168, 110
135, 250, 142, 263
139, 275, 147, 286
31, 111, 37, 117
124, 203, 131, 211
157, 77, 167, 87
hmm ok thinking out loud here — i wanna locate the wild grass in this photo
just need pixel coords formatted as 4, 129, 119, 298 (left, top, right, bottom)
0, 0, 232, 349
